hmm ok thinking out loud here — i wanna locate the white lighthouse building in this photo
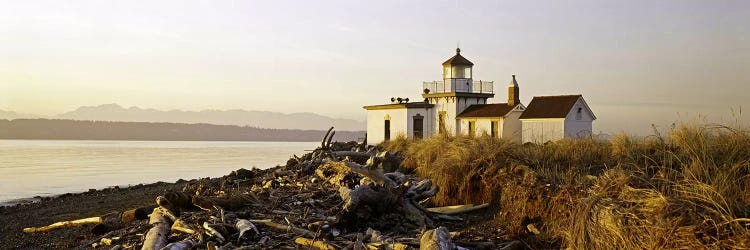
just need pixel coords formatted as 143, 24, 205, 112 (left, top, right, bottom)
363, 48, 595, 144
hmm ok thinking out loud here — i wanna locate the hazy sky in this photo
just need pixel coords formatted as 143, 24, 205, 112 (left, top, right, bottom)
1, 0, 748, 134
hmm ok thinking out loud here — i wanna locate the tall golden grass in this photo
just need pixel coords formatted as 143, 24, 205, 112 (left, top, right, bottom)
382, 124, 750, 249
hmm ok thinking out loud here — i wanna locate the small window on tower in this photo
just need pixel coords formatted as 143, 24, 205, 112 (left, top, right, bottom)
576, 108, 583, 120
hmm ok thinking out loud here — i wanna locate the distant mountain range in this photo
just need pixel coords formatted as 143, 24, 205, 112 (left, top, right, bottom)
0, 119, 363, 142
0, 104, 365, 131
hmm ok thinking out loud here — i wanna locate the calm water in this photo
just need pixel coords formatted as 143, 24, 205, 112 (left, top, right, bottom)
0, 140, 318, 204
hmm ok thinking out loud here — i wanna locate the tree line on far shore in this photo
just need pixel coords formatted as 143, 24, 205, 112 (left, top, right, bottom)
0, 119, 364, 142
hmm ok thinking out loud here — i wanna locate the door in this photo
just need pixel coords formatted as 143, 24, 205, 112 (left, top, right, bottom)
384, 119, 391, 141
413, 114, 424, 139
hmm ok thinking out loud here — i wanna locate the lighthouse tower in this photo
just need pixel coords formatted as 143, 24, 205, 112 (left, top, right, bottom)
422, 48, 495, 135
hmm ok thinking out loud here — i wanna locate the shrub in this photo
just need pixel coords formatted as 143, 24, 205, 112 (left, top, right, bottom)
385, 124, 750, 249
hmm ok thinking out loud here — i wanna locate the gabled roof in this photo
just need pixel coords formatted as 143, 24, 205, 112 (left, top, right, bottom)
442, 48, 474, 66
457, 103, 516, 118
518, 95, 583, 119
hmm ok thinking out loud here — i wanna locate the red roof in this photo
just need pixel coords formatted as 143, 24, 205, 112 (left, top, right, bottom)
457, 103, 515, 118
518, 95, 582, 119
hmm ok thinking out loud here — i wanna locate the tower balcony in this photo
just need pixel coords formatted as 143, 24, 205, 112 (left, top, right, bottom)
422, 79, 494, 95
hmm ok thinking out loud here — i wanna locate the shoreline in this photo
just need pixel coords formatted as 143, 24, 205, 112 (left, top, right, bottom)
0, 178, 192, 249
0, 181, 177, 207
0, 139, 502, 249
0, 139, 319, 208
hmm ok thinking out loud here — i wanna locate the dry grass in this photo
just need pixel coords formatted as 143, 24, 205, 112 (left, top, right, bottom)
383, 124, 750, 249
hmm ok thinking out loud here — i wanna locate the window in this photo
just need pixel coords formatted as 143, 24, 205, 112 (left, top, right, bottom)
576, 107, 583, 120
438, 112, 446, 134
384, 119, 391, 141
491, 121, 498, 138
468, 121, 476, 137
413, 114, 424, 139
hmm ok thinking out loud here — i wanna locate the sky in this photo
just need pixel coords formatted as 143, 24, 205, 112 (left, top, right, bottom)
1, 0, 748, 135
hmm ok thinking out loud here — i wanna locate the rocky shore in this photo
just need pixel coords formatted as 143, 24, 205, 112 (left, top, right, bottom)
0, 130, 515, 250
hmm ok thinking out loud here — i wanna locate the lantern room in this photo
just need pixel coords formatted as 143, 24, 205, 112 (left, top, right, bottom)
442, 48, 474, 80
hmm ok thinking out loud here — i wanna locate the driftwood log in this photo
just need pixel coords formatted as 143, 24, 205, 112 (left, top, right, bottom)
22, 205, 154, 234
419, 227, 455, 250
171, 219, 197, 235
426, 203, 490, 215
141, 204, 176, 250
236, 219, 259, 240
317, 156, 439, 228
249, 219, 315, 237
22, 217, 103, 233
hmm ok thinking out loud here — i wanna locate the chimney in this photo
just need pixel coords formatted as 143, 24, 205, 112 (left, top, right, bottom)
508, 75, 520, 106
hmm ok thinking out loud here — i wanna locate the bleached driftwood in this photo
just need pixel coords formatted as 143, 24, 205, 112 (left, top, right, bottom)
339, 185, 398, 215
321, 127, 334, 149
170, 219, 197, 235
333, 151, 374, 158
426, 203, 489, 215
23, 217, 103, 233
236, 219, 259, 240
141, 207, 173, 250
203, 222, 226, 243
343, 161, 397, 189
316, 161, 360, 188
23, 205, 154, 234
320, 159, 437, 228
248, 219, 314, 237
294, 237, 336, 250
419, 227, 455, 250
407, 179, 440, 202
92, 205, 155, 234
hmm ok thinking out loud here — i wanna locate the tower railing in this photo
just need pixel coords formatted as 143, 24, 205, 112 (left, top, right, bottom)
422, 79, 493, 94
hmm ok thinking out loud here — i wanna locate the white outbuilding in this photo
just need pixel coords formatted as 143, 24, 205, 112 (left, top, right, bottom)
362, 48, 596, 145
518, 95, 596, 143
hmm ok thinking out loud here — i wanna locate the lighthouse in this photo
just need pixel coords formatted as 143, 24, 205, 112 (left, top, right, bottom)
422, 48, 495, 135
363, 47, 594, 144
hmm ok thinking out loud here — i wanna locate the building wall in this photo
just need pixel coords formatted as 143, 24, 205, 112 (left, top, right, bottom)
366, 108, 408, 144
458, 118, 502, 136
564, 98, 595, 138
407, 108, 434, 139
365, 107, 434, 144
455, 112, 522, 143
453, 97, 487, 134
502, 110, 523, 143
427, 96, 489, 136
429, 98, 453, 135
521, 119, 565, 143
